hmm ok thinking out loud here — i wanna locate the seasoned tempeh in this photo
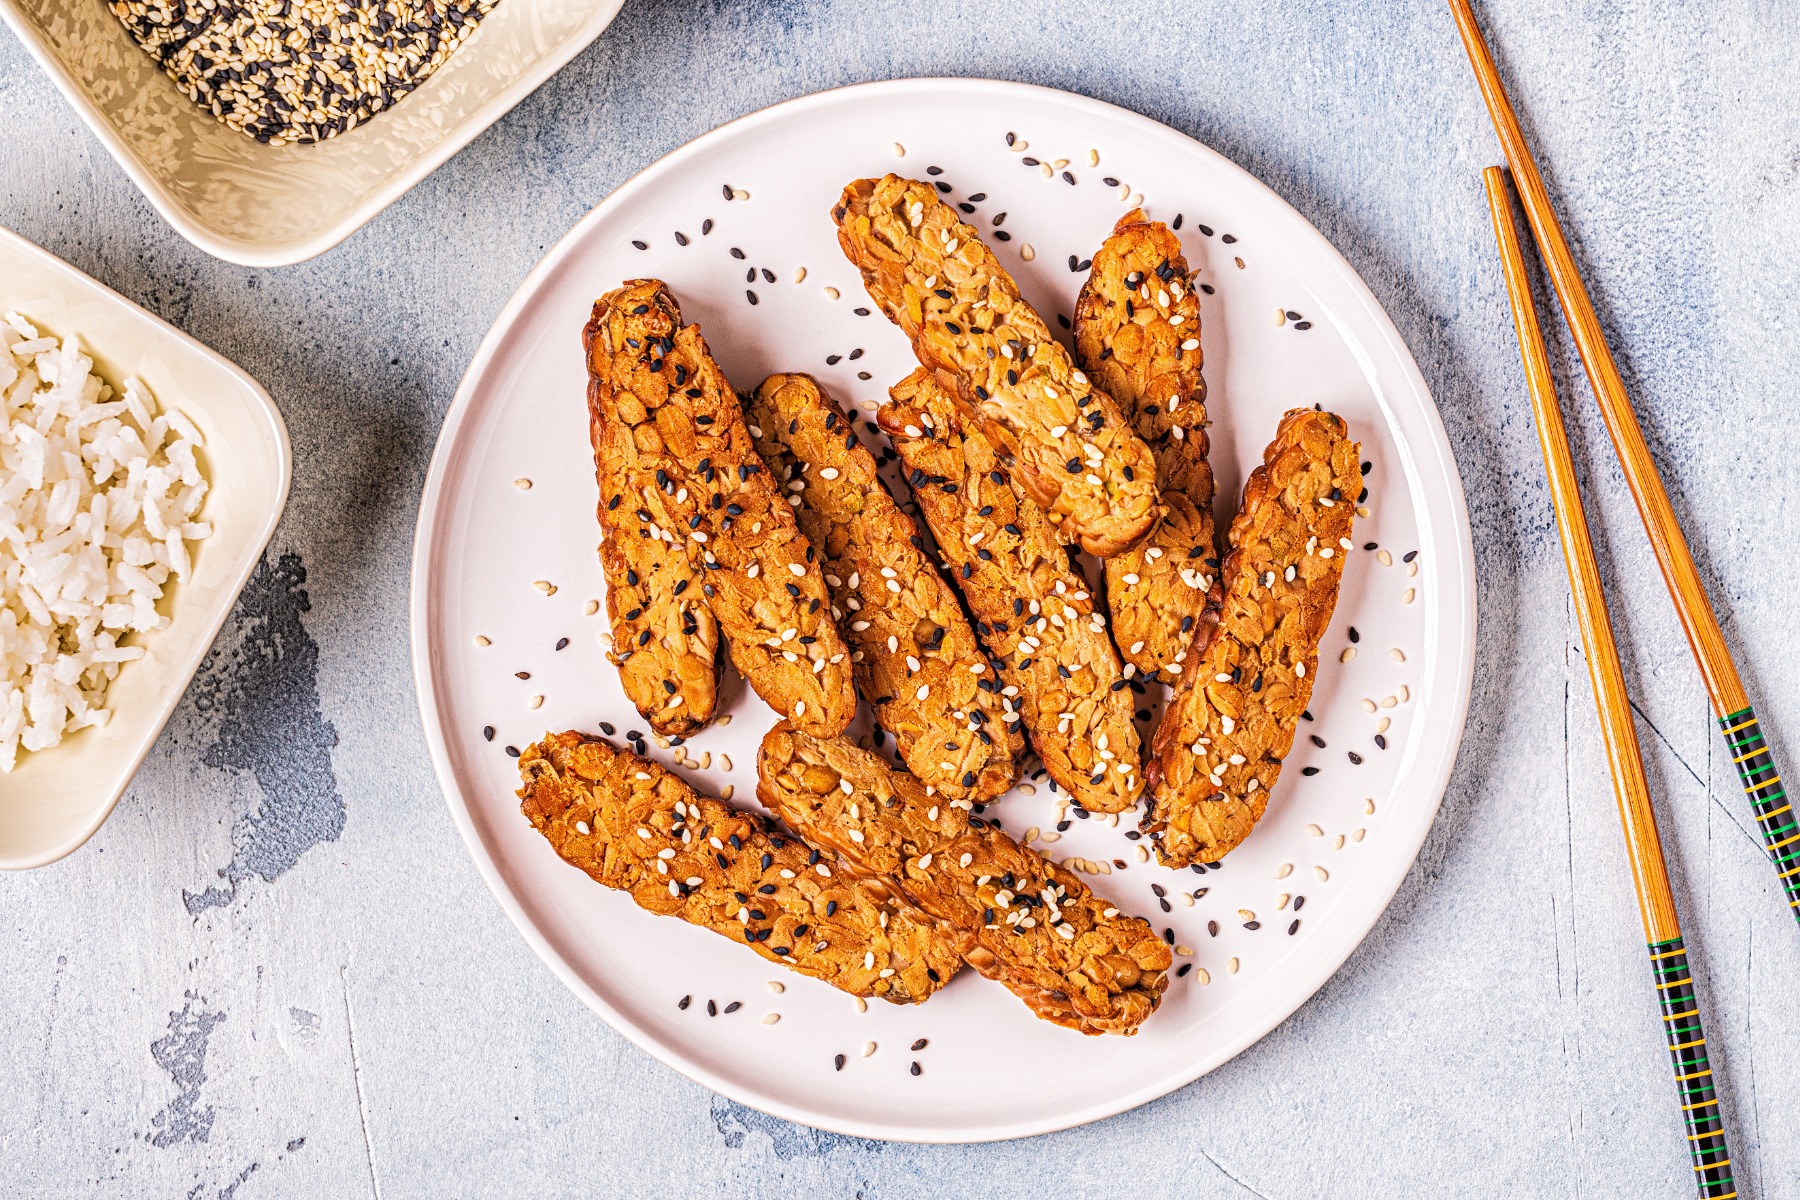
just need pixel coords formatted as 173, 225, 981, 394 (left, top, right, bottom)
744, 373, 1022, 802
1074, 210, 1223, 675
519, 731, 961, 1003
1143, 409, 1361, 866
880, 369, 1142, 814
833, 174, 1161, 558
584, 281, 855, 736
757, 723, 1170, 1035
589, 399, 721, 735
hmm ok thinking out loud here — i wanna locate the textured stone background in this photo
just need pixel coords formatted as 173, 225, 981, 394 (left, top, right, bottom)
3, 0, 1798, 1196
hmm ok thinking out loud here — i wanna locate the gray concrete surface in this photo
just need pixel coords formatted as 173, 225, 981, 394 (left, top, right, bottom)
3, 0, 1797, 1195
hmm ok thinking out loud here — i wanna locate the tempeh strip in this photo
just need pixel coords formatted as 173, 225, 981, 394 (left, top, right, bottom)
519, 731, 961, 1003
584, 281, 855, 736
880, 369, 1142, 814
745, 373, 1022, 802
1074, 210, 1223, 675
833, 174, 1160, 558
1143, 409, 1361, 865
589, 396, 720, 735
757, 723, 1170, 1036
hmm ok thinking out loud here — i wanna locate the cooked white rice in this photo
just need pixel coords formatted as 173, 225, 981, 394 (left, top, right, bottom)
0, 313, 211, 771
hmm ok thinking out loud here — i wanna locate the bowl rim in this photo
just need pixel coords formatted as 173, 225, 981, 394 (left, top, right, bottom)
0, 223, 293, 870
0, 0, 627, 268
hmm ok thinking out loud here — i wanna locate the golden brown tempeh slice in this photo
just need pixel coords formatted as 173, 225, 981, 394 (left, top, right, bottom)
757, 723, 1171, 1036
744, 373, 1022, 803
589, 399, 721, 735
584, 281, 855, 736
881, 370, 1143, 814
519, 731, 961, 1003
1143, 409, 1362, 866
833, 175, 1161, 558
1074, 210, 1223, 675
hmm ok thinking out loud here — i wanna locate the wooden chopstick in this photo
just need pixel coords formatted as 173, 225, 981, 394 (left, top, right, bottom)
1449, 0, 1800, 925
1485, 166, 1735, 1200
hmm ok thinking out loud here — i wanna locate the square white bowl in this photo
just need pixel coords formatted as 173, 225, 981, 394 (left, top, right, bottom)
0, 225, 291, 869
0, 0, 627, 267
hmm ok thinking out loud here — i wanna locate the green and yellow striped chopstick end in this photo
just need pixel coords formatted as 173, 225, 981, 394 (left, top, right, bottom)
1718, 706, 1800, 922
1649, 937, 1735, 1199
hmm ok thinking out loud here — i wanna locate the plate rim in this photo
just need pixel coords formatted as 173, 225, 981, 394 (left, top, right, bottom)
409, 75, 1477, 1142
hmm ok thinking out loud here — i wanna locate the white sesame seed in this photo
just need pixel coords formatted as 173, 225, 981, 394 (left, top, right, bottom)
1390, 648, 1407, 663
1021, 243, 1036, 262
473, 635, 490, 647
761, 1012, 781, 1025
1340, 647, 1357, 663
1314, 866, 1330, 881
514, 477, 532, 490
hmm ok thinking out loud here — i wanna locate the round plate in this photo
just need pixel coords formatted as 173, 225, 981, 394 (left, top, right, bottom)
411, 78, 1474, 1143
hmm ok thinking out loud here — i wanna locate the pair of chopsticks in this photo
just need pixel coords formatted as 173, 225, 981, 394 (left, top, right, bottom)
1451, 4, 1758, 1198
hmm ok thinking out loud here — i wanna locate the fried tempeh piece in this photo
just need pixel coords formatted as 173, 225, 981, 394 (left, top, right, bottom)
744, 373, 1022, 803
757, 724, 1170, 1035
1074, 210, 1223, 676
834, 175, 1160, 558
519, 731, 961, 1003
589, 410, 721, 736
584, 281, 855, 736
1143, 409, 1362, 866
881, 370, 1142, 814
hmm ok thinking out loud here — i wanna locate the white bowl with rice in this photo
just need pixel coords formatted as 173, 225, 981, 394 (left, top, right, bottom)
0, 0, 627, 267
0, 224, 289, 870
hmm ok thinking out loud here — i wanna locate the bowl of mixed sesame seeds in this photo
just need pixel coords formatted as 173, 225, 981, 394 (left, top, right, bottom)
0, 0, 626, 266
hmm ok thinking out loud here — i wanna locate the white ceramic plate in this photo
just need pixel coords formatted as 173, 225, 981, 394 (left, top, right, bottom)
0, 0, 626, 266
411, 78, 1475, 1142
0, 225, 291, 869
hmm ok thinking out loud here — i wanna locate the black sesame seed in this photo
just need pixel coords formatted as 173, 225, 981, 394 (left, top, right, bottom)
730, 247, 745, 259
910, 1038, 928, 1051
1301, 766, 1319, 776
1221, 233, 1237, 244
1348, 626, 1360, 643
1294, 895, 1305, 911
505, 745, 520, 758
1404, 550, 1419, 562
834, 1054, 845, 1071
706, 1000, 717, 1016
1198, 224, 1214, 236
854, 307, 871, 316
1348, 751, 1364, 765
701, 219, 713, 235
1208, 920, 1219, 936
723, 1001, 741, 1014
1294, 321, 1313, 331
674, 231, 689, 246
631, 239, 648, 250
746, 290, 759, 305
910, 1061, 922, 1076
1375, 734, 1388, 749
1176, 963, 1192, 977
1244, 920, 1260, 930
678, 995, 691, 1010
555, 637, 569, 651
1311, 734, 1327, 749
